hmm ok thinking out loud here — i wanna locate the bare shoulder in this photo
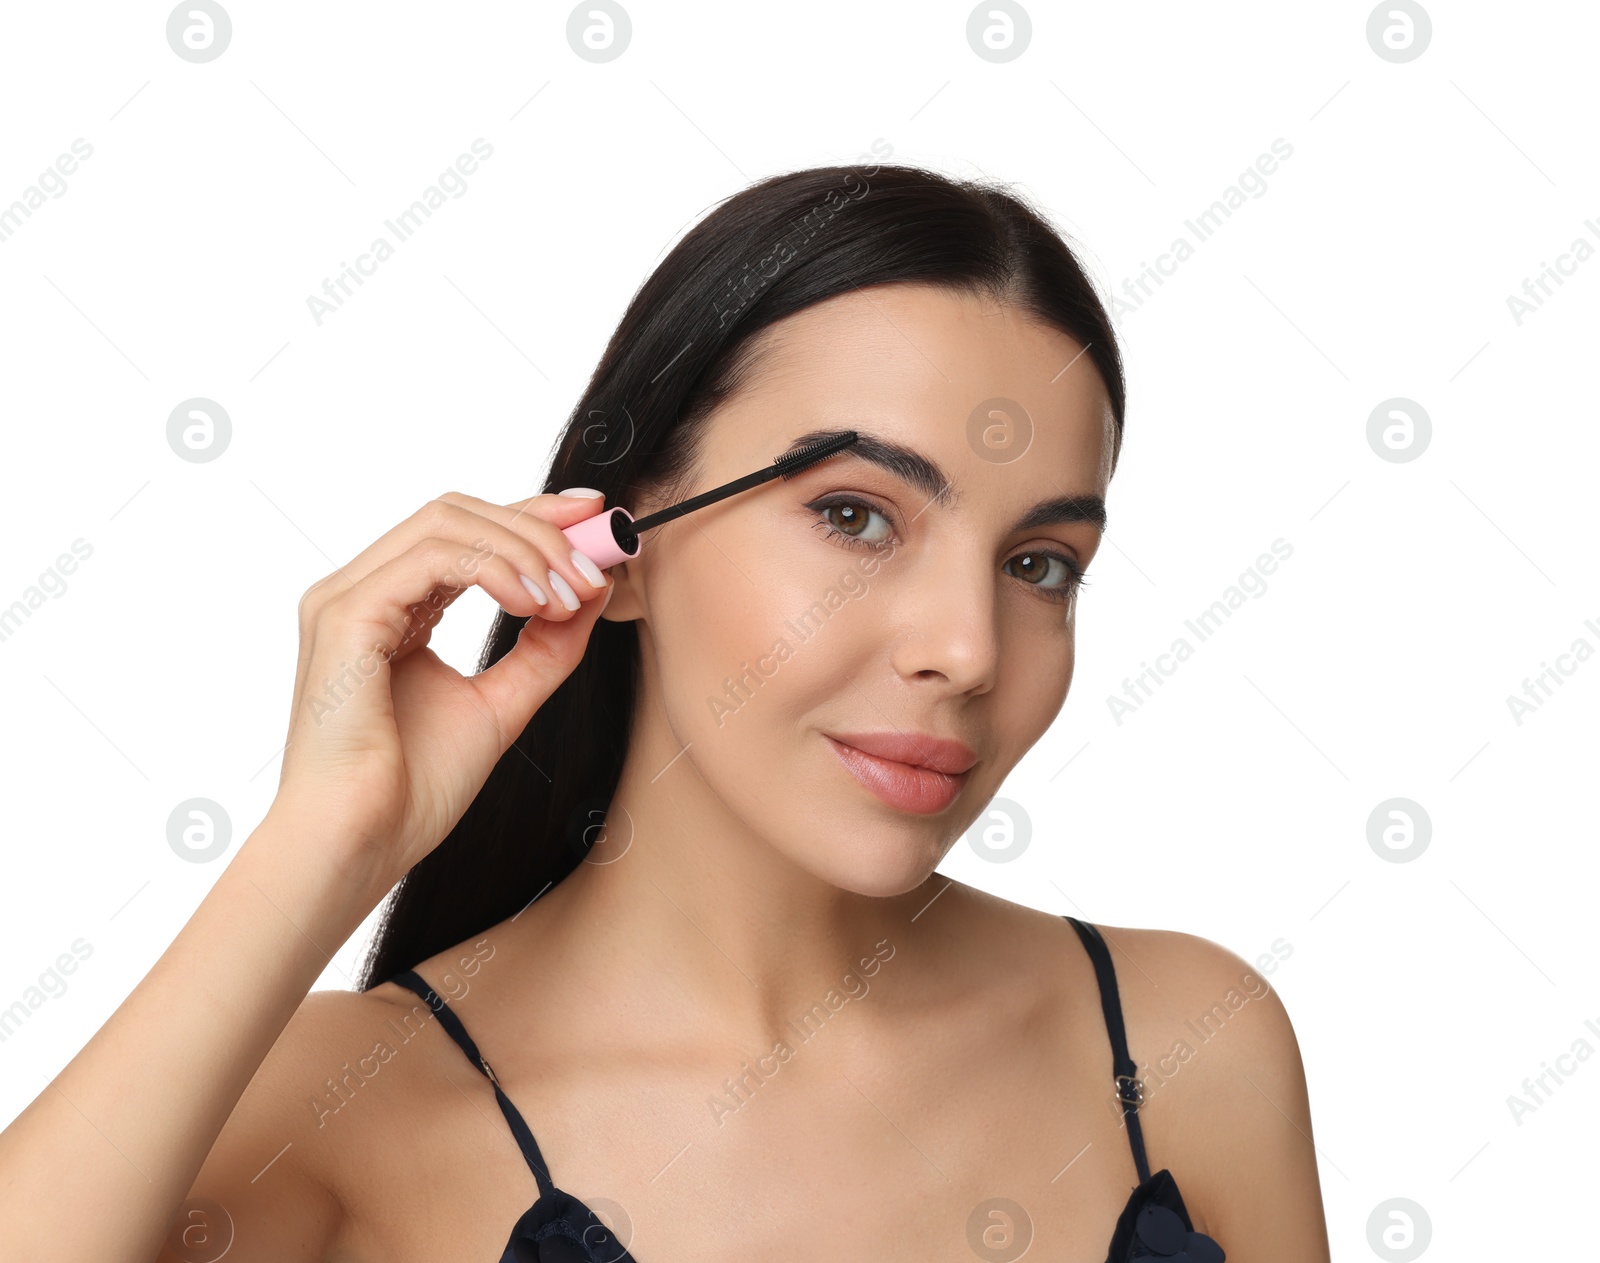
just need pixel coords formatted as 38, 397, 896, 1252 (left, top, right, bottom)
1085, 921, 1305, 1116
175, 984, 447, 1261
932, 891, 1329, 1255
1089, 921, 1331, 1260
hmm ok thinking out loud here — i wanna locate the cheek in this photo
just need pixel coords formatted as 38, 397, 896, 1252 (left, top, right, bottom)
991, 619, 1076, 754
650, 520, 862, 743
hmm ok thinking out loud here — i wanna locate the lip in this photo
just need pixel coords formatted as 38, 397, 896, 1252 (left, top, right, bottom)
824, 731, 977, 815
826, 730, 979, 774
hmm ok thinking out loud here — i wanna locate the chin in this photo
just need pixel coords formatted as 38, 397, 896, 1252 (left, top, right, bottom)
785, 829, 947, 899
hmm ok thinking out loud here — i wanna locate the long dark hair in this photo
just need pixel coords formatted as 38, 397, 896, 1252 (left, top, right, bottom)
355, 162, 1127, 989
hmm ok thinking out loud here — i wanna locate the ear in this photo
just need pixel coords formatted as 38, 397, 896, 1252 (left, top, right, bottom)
598, 555, 646, 622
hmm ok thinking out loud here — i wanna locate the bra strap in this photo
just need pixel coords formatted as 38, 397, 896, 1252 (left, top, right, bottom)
1062, 917, 1152, 1184
389, 968, 558, 1200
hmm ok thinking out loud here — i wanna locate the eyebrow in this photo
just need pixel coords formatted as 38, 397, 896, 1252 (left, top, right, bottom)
782, 428, 1107, 535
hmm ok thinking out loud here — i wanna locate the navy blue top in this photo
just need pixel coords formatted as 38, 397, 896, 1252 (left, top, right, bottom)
386, 914, 1226, 1262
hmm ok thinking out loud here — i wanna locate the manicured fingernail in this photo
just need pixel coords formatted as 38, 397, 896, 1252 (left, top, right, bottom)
570, 548, 605, 589
520, 573, 547, 605
558, 487, 603, 499
547, 568, 580, 611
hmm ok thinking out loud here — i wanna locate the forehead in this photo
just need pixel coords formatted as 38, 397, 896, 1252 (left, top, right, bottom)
706, 282, 1117, 499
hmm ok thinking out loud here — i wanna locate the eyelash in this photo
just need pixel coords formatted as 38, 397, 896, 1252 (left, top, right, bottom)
805, 494, 1089, 606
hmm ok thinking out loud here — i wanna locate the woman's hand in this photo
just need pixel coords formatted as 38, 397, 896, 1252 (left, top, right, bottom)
265, 489, 615, 898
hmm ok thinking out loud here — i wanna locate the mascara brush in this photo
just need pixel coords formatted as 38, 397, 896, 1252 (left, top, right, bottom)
560, 430, 861, 569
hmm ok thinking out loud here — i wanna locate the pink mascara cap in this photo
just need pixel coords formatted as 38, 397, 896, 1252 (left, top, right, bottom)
561, 506, 640, 570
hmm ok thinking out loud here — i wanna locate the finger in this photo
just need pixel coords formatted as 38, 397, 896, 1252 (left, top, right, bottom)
494, 488, 610, 528
309, 537, 557, 683
435, 490, 616, 602
292, 501, 485, 719
305, 493, 615, 632
427, 498, 612, 614
290, 492, 615, 732
289, 511, 491, 720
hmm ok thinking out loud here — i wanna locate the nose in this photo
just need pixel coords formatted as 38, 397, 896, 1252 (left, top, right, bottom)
884, 545, 1001, 696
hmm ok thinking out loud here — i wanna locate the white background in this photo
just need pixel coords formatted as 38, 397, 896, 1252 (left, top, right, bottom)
1, 3, 1595, 1259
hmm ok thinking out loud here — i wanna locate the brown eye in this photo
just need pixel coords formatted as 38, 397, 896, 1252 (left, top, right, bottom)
826, 503, 870, 537
809, 497, 895, 548
1004, 551, 1085, 604
1011, 552, 1049, 584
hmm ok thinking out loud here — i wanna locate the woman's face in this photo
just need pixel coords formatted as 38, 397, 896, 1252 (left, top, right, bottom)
607, 281, 1116, 896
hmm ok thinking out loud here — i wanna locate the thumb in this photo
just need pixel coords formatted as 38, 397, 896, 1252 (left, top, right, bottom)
507, 489, 613, 531
472, 575, 613, 741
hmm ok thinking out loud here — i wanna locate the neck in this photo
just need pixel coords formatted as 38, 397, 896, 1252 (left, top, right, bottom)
511, 721, 946, 1053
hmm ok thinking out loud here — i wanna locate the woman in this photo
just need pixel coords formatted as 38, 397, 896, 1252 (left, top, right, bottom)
0, 164, 1330, 1262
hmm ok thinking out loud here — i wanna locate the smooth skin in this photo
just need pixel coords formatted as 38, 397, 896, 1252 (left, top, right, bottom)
0, 283, 1331, 1263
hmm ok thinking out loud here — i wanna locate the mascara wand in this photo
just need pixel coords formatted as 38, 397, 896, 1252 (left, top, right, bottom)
561, 431, 860, 570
